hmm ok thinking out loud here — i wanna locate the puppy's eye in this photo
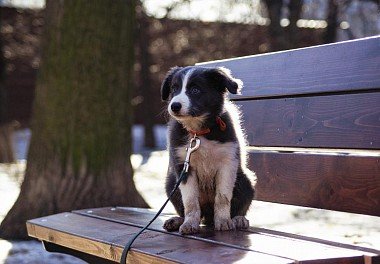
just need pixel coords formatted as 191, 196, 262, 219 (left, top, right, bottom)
190, 87, 200, 95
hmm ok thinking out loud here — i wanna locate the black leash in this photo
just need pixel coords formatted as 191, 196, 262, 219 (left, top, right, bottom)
119, 168, 187, 263
120, 135, 200, 264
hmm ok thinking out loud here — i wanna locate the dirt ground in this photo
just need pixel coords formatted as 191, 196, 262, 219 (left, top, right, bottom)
1, 150, 379, 263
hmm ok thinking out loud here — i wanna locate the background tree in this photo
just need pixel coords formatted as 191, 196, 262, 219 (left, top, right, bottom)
0, 0, 148, 239
341, 0, 379, 40
263, 0, 302, 51
0, 7, 14, 163
287, 0, 302, 47
263, 0, 287, 51
324, 0, 339, 43
137, 3, 156, 149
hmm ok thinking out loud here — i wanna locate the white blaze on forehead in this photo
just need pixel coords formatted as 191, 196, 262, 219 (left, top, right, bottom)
169, 68, 194, 115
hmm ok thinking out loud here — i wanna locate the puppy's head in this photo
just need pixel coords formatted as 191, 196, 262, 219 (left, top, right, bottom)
161, 66, 243, 126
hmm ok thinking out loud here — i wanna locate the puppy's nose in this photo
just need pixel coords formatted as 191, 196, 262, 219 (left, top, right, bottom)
171, 102, 182, 113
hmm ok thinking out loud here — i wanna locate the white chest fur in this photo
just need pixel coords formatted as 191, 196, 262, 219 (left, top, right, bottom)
176, 137, 239, 190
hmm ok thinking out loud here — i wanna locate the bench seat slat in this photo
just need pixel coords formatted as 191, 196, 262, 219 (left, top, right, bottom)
27, 212, 292, 264
238, 92, 380, 149
198, 36, 380, 99
71, 207, 377, 263
249, 151, 380, 216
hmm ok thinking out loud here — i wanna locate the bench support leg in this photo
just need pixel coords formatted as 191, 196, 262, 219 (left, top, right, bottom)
43, 241, 117, 264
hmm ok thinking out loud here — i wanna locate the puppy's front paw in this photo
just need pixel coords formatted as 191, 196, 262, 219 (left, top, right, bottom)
163, 216, 184, 231
232, 216, 249, 229
179, 221, 200, 235
214, 217, 235, 231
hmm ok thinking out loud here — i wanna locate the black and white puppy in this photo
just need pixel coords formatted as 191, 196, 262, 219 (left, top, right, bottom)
161, 66, 256, 235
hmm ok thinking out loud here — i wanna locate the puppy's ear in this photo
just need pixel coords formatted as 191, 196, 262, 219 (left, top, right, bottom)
206, 67, 243, 94
161, 66, 182, 101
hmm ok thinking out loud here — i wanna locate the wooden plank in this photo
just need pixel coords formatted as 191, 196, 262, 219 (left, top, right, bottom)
72, 207, 375, 264
43, 241, 119, 264
248, 151, 380, 216
237, 92, 380, 149
249, 227, 380, 257
249, 146, 380, 157
27, 213, 292, 264
27, 214, 175, 264
28, 226, 171, 264
197, 36, 380, 99
104, 208, 380, 258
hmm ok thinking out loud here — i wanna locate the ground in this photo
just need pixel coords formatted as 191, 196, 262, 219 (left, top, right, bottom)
0, 127, 379, 263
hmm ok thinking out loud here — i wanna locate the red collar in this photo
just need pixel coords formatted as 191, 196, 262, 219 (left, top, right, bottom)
186, 116, 226, 136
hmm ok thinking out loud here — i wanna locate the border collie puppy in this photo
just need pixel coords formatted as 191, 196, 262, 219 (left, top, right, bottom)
161, 66, 256, 235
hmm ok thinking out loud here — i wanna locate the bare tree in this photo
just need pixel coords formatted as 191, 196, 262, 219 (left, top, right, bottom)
263, 0, 302, 51
137, 3, 156, 148
0, 7, 14, 163
288, 0, 302, 47
324, 0, 339, 43
263, 0, 287, 51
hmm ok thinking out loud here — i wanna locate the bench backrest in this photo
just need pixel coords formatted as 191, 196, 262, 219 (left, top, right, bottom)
198, 36, 380, 217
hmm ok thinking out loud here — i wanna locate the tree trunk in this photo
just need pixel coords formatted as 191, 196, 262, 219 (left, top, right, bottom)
324, 0, 339, 43
0, 7, 15, 163
137, 7, 156, 149
264, 0, 288, 51
0, 124, 15, 163
287, 0, 302, 48
0, 0, 148, 239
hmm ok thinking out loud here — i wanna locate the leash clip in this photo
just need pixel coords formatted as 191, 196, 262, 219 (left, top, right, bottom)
183, 135, 200, 172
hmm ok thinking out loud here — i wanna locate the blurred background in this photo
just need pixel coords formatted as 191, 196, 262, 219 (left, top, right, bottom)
0, 0, 379, 263
0, 0, 379, 154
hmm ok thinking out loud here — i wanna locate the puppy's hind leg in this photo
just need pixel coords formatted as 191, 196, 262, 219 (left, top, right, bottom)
230, 170, 255, 230
164, 216, 184, 231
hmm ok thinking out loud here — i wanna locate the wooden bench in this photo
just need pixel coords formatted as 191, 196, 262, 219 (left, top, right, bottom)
27, 36, 380, 263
